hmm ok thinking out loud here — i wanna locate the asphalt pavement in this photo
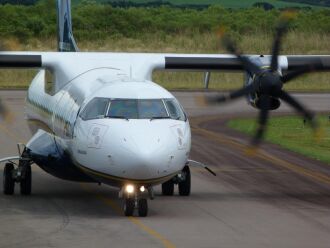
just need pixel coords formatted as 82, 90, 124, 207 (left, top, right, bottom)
0, 90, 329, 248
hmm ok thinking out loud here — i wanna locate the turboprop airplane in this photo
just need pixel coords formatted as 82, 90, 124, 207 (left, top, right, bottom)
0, 1, 330, 217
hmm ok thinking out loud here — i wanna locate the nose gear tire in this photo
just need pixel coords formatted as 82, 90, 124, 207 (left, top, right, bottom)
138, 199, 148, 217
124, 198, 135, 216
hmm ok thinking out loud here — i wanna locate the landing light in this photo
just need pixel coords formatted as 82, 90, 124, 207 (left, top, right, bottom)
139, 186, 146, 192
125, 184, 134, 194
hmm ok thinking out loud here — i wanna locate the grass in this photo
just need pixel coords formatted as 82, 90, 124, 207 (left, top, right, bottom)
227, 115, 330, 164
0, 31, 329, 91
74, 0, 323, 9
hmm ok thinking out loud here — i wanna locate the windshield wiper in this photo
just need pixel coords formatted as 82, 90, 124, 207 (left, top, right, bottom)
150, 116, 171, 121
107, 115, 129, 121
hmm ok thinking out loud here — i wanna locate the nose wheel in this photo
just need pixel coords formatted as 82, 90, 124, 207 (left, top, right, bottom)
123, 198, 135, 216
122, 185, 150, 217
123, 197, 149, 217
137, 198, 148, 217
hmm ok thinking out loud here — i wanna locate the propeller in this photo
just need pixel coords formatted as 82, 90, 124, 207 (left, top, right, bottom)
0, 40, 14, 123
209, 12, 320, 147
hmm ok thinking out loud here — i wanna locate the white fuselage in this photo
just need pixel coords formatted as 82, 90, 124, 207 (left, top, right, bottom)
25, 68, 191, 186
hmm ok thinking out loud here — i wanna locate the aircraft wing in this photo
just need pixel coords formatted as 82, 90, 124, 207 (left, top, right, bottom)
0, 53, 42, 68
1, 52, 330, 71
162, 55, 330, 72
0, 52, 330, 87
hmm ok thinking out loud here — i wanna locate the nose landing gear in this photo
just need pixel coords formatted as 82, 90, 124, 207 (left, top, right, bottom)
121, 185, 151, 217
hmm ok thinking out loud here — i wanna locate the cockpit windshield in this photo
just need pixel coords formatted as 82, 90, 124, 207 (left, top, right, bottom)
80, 98, 186, 121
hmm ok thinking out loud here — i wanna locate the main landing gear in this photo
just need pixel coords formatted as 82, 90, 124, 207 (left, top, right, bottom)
162, 165, 191, 196
121, 185, 152, 217
3, 145, 33, 196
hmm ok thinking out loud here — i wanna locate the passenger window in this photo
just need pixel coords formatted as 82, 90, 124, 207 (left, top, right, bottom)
80, 98, 109, 120
45, 70, 55, 96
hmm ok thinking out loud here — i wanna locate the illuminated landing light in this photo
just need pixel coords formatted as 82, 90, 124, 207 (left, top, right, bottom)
125, 184, 134, 194
139, 186, 146, 192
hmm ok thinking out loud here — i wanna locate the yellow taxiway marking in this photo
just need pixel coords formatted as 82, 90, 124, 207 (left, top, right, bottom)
81, 184, 176, 248
191, 116, 330, 185
0, 121, 176, 248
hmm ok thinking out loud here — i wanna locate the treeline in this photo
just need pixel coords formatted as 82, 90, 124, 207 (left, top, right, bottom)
283, 0, 330, 7
107, 1, 209, 10
106, 1, 316, 10
0, 0, 37, 4
0, 3, 330, 42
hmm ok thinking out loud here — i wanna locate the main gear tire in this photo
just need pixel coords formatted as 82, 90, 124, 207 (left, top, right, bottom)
3, 163, 15, 195
20, 165, 31, 195
178, 166, 191, 196
162, 180, 174, 196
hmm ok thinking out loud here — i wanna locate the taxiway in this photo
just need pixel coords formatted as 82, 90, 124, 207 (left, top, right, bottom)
0, 91, 329, 248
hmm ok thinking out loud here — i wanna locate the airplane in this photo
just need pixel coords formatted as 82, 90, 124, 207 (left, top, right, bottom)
0, 1, 329, 217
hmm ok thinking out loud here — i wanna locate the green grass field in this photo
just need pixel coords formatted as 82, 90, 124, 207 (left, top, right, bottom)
227, 115, 330, 164
75, 0, 322, 9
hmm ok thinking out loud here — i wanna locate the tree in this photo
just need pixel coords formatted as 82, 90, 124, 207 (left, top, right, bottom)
253, 2, 275, 10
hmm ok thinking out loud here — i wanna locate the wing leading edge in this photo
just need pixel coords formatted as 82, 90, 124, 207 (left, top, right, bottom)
0, 52, 329, 90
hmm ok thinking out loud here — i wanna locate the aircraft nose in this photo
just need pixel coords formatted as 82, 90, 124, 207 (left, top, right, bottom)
101, 120, 190, 180
121, 131, 170, 178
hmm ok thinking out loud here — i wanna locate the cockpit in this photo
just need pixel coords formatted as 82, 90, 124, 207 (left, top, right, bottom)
79, 98, 187, 121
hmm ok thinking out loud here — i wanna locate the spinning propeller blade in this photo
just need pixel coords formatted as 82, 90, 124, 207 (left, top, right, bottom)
206, 84, 255, 104
252, 95, 270, 146
207, 13, 319, 147
278, 90, 316, 128
0, 41, 14, 123
0, 99, 11, 123
281, 63, 319, 83
270, 11, 295, 71
219, 28, 261, 76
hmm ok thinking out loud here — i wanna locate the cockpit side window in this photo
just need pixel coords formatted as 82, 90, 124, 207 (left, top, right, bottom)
79, 98, 109, 120
164, 99, 186, 121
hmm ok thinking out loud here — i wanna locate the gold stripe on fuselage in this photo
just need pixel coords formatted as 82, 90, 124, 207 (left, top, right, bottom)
27, 119, 54, 134
77, 163, 179, 186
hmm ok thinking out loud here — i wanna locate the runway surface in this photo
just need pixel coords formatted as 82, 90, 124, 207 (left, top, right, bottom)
0, 90, 329, 248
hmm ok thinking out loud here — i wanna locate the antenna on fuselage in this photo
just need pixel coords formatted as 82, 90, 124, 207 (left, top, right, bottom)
57, 0, 79, 52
